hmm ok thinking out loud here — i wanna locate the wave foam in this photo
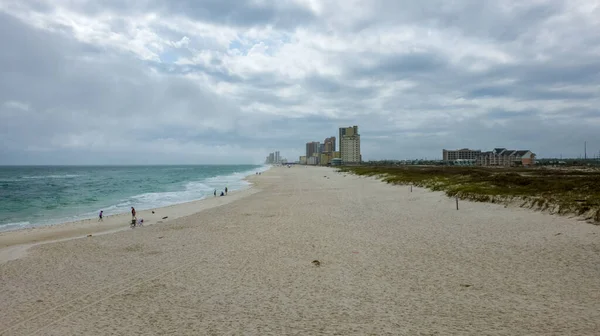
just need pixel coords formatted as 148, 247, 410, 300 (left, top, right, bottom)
21, 174, 82, 179
0, 221, 32, 232
103, 165, 269, 214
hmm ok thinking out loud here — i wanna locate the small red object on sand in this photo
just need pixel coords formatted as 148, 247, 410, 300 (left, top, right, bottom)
352, 251, 359, 254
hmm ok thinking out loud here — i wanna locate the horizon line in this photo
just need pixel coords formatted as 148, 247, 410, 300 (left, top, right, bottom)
0, 163, 266, 167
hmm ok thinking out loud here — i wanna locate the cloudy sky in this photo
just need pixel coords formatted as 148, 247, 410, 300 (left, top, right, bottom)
1, 0, 599, 164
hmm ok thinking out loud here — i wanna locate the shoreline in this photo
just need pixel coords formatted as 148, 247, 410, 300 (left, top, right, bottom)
0, 171, 266, 263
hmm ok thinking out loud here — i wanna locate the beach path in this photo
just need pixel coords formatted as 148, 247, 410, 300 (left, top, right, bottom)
1, 166, 599, 335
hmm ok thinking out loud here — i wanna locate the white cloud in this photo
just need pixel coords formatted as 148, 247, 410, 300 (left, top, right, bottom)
1, 0, 599, 164
3, 100, 30, 111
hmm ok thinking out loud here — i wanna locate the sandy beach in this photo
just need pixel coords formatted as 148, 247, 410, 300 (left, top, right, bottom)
1, 166, 599, 335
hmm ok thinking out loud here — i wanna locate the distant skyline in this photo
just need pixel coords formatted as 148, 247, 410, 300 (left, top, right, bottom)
1, 1, 599, 165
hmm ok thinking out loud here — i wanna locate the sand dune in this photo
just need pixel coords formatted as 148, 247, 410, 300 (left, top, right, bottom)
1, 166, 599, 335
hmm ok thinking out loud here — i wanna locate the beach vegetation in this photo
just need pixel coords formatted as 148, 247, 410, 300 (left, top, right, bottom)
336, 166, 600, 224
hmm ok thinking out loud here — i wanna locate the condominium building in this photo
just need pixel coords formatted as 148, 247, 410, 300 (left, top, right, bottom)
339, 126, 358, 155
323, 136, 336, 153
442, 148, 482, 161
340, 126, 361, 163
306, 141, 320, 159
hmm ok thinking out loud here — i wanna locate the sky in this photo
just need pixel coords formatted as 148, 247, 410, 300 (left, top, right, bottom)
0, 0, 599, 165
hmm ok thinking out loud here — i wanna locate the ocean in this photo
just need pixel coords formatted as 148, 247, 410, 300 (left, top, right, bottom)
0, 165, 268, 231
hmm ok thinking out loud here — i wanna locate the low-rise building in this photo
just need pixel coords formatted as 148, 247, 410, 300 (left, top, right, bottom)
331, 158, 342, 166
307, 156, 319, 165
443, 148, 482, 161
444, 147, 536, 167
477, 148, 536, 167
299, 156, 307, 165
320, 153, 332, 165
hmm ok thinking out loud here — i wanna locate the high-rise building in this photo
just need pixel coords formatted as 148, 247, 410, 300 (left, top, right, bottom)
339, 126, 358, 156
306, 142, 320, 158
274, 151, 280, 163
339, 126, 361, 163
323, 136, 336, 153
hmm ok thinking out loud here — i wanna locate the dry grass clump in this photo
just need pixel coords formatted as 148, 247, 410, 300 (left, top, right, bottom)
337, 166, 600, 223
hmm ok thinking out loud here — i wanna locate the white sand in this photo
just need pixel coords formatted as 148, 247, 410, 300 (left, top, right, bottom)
1, 166, 599, 335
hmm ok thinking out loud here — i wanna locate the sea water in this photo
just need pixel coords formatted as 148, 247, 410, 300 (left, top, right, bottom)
0, 165, 269, 231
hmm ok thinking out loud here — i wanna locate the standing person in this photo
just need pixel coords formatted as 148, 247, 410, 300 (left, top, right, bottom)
131, 207, 136, 220
225, 187, 228, 195
214, 189, 217, 197
98, 210, 103, 221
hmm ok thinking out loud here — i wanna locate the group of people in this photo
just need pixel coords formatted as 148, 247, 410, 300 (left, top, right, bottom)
214, 187, 228, 197
98, 187, 229, 226
97, 207, 143, 228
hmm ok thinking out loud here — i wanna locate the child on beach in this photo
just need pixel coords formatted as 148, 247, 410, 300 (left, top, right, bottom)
98, 210, 103, 221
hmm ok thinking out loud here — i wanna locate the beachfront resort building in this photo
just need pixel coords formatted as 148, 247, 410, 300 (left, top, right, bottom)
299, 127, 358, 166
339, 126, 361, 164
443, 148, 536, 167
307, 155, 319, 165
265, 151, 285, 164
316, 136, 337, 166
443, 148, 482, 161
477, 148, 536, 167
265, 152, 275, 164
306, 141, 320, 159
323, 136, 336, 153
339, 126, 358, 154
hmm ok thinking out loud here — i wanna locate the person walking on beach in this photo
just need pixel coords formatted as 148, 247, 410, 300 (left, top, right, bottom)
214, 189, 216, 197
98, 210, 103, 221
225, 187, 228, 195
131, 207, 136, 219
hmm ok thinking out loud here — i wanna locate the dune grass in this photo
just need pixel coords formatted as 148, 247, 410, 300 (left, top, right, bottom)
336, 166, 600, 223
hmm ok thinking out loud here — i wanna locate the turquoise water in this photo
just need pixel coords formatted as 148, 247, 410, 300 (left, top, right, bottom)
0, 165, 268, 231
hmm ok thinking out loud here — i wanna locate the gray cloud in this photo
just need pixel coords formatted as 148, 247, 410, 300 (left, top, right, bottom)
59, 0, 317, 29
1, 1, 600, 164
